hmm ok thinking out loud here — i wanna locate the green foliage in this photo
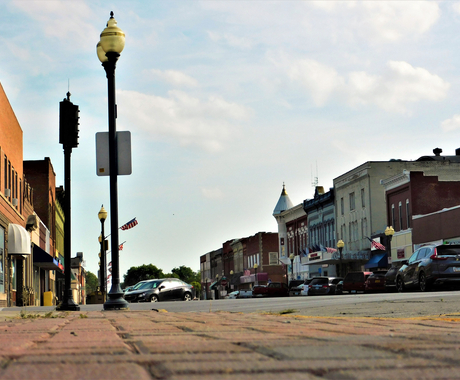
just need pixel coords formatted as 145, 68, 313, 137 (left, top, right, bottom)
123, 264, 164, 287
122, 265, 200, 288
191, 281, 201, 294
171, 266, 200, 284
85, 271, 99, 294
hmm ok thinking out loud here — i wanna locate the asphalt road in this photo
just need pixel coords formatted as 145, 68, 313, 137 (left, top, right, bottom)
3, 289, 460, 318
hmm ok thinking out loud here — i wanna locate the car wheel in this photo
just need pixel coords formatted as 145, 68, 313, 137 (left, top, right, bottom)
419, 272, 430, 292
396, 277, 404, 293
183, 292, 192, 301
150, 295, 159, 302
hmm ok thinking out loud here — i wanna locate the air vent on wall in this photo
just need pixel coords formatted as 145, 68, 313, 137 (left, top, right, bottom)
12, 198, 18, 207
4, 189, 10, 197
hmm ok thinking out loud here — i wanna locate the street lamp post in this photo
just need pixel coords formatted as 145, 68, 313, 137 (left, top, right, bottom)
98, 206, 107, 302
289, 253, 295, 282
385, 226, 395, 267
97, 12, 128, 310
337, 240, 344, 277
253, 263, 258, 286
204, 278, 209, 300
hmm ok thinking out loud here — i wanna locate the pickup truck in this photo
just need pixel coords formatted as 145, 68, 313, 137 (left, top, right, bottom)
252, 282, 289, 297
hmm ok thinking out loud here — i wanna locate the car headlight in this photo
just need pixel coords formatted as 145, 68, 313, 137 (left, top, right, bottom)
140, 292, 147, 298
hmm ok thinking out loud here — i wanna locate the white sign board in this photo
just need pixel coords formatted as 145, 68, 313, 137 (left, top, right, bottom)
96, 131, 132, 176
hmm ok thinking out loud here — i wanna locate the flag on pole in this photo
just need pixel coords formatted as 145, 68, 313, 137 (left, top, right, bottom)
119, 243, 123, 251
121, 218, 138, 230
367, 237, 386, 251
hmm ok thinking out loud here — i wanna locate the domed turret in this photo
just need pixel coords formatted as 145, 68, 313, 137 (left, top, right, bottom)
273, 183, 294, 216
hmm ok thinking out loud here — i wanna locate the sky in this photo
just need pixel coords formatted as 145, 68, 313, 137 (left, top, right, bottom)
1, 0, 460, 280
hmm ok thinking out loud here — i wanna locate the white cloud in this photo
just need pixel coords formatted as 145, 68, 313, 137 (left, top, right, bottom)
117, 89, 252, 152
12, 1, 99, 52
310, 1, 439, 42
441, 115, 460, 132
282, 57, 449, 113
148, 69, 198, 87
347, 61, 450, 113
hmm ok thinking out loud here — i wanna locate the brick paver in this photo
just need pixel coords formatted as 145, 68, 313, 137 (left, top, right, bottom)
0, 310, 458, 379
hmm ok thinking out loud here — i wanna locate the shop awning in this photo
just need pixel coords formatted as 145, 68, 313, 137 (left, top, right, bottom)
33, 244, 61, 271
8, 224, 30, 255
210, 280, 219, 290
364, 253, 388, 269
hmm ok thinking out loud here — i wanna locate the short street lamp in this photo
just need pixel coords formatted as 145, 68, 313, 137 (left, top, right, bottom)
385, 226, 395, 264
97, 12, 128, 310
254, 263, 258, 286
289, 253, 295, 281
337, 239, 344, 277
98, 205, 108, 302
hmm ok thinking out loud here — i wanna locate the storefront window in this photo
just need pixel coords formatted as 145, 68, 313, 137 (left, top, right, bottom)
0, 226, 4, 293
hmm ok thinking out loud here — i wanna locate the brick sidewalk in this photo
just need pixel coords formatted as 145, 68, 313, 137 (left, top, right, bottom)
0, 310, 459, 379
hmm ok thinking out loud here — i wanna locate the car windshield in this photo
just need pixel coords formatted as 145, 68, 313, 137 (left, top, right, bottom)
138, 280, 161, 290
132, 282, 147, 290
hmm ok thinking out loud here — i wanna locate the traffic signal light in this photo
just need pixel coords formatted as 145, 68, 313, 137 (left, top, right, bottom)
59, 98, 79, 148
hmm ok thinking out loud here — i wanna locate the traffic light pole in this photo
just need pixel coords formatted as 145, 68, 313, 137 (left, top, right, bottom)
57, 92, 80, 311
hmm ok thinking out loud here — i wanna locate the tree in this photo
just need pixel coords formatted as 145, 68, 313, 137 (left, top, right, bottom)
171, 266, 200, 284
123, 264, 164, 287
85, 271, 99, 294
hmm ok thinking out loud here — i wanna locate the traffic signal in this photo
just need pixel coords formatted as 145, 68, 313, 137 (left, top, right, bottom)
59, 98, 79, 148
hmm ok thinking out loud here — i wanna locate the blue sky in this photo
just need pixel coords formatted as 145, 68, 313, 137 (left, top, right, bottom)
1, 1, 460, 278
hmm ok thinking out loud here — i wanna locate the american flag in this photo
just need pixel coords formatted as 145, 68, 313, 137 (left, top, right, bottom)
326, 247, 337, 254
367, 237, 386, 251
121, 218, 138, 230
119, 244, 123, 251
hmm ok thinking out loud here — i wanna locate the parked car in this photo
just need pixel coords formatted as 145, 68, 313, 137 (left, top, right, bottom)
123, 278, 194, 302
225, 290, 253, 299
342, 271, 372, 293
396, 244, 460, 292
252, 282, 289, 297
335, 280, 343, 295
237, 290, 253, 298
289, 279, 312, 296
364, 271, 387, 292
385, 263, 404, 292
226, 291, 239, 299
308, 277, 343, 296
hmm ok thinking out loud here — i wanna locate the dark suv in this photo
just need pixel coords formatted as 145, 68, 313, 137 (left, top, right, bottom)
396, 244, 460, 292
124, 278, 194, 302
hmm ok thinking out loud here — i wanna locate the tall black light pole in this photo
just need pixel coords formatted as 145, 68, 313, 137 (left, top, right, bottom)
57, 92, 80, 311
337, 239, 344, 277
98, 206, 107, 302
97, 12, 128, 310
289, 253, 295, 282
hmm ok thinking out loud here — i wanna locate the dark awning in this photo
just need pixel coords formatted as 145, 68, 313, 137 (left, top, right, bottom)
33, 244, 61, 271
364, 253, 388, 269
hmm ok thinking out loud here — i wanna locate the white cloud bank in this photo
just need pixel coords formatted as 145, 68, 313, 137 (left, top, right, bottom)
118, 89, 251, 152
286, 59, 449, 113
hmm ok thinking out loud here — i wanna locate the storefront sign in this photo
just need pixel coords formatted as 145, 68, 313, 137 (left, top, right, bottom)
332, 251, 370, 260
308, 252, 321, 261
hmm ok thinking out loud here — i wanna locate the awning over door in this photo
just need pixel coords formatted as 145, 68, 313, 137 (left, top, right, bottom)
33, 244, 61, 270
364, 253, 388, 269
8, 224, 30, 255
